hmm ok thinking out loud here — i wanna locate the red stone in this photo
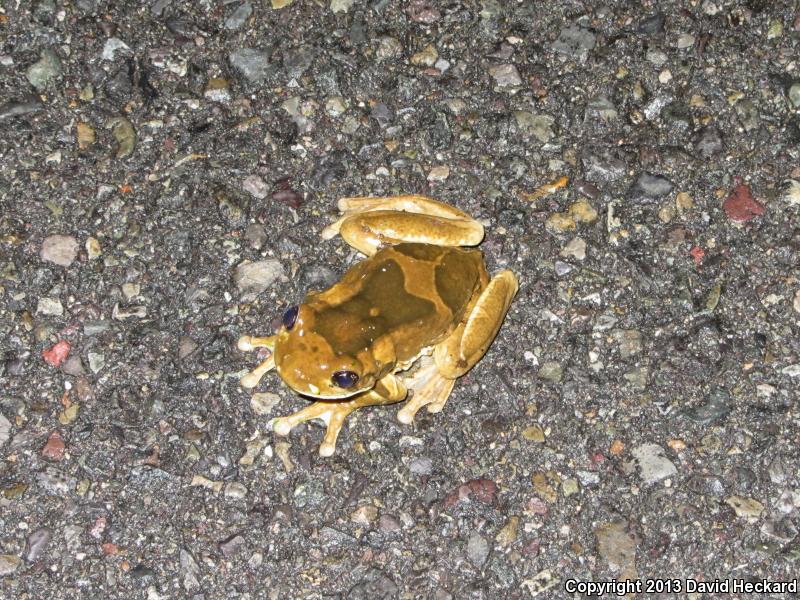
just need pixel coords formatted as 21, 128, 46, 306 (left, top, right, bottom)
723, 182, 765, 223
42, 339, 71, 367
442, 478, 499, 508
689, 245, 705, 265
42, 431, 66, 461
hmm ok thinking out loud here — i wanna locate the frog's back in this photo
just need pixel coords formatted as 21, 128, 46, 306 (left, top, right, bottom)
308, 242, 487, 361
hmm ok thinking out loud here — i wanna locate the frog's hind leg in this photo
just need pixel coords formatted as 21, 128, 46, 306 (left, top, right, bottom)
434, 270, 519, 378
238, 335, 276, 389
273, 374, 407, 457
322, 195, 485, 256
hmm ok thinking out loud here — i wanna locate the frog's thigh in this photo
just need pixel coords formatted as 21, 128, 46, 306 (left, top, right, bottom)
273, 374, 407, 457
238, 335, 277, 389
322, 195, 484, 256
434, 270, 519, 378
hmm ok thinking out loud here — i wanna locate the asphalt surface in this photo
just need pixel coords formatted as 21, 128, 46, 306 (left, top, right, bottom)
1, 1, 800, 598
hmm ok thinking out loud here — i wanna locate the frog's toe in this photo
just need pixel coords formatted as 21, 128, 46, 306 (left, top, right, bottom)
240, 355, 275, 388
238, 335, 276, 352
397, 364, 455, 424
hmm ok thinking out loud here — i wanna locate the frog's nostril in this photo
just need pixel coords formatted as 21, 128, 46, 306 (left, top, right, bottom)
282, 305, 299, 330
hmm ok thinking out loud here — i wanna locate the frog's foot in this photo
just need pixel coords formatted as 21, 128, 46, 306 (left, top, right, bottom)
397, 359, 456, 424
238, 335, 276, 388
434, 270, 519, 377
274, 374, 407, 457
321, 195, 485, 256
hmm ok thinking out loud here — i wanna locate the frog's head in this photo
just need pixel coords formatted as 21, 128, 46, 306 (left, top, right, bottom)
273, 303, 393, 399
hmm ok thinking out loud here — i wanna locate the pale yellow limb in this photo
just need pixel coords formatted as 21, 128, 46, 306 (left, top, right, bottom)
397, 358, 456, 424
238, 335, 277, 389
273, 374, 407, 457
434, 270, 519, 378
321, 195, 485, 256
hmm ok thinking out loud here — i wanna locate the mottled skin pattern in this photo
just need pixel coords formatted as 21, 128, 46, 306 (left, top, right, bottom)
238, 195, 518, 456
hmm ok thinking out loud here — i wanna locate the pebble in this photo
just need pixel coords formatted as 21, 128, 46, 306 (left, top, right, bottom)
242, 175, 268, 199
325, 96, 347, 117
101, 38, 132, 61
595, 521, 638, 571
638, 12, 665, 35
677, 33, 695, 49
204, 78, 231, 102
581, 148, 626, 182
107, 117, 136, 159
350, 505, 378, 525
521, 425, 545, 443
538, 361, 562, 383
0, 554, 21, 577
87, 352, 104, 373
560, 237, 586, 260
271, 0, 294, 7
628, 173, 674, 200
224, 481, 248, 499
568, 199, 597, 223
585, 96, 618, 122
0, 413, 11, 447
410, 44, 438, 67
488, 64, 522, 87
37, 297, 63, 316
330, 0, 355, 13
219, 534, 246, 558
408, 456, 433, 475
631, 443, 677, 485
427, 166, 449, 182
225, 1, 252, 30
376, 37, 403, 60
42, 340, 70, 367
794, 290, 800, 313
613, 329, 642, 358
0, 97, 44, 121
723, 181, 765, 223
552, 24, 596, 62
682, 387, 731, 425
693, 126, 723, 157
26, 48, 62, 90
250, 392, 280, 415
789, 84, 800, 109
726, 495, 764, 520
24, 527, 52, 562
234, 259, 284, 301
466, 532, 490, 567
545, 213, 576, 233
379, 514, 402, 531
495, 516, 520, 547
780, 179, 800, 205
514, 111, 555, 143
646, 49, 668, 67
229, 48, 273, 84
41, 234, 78, 267
42, 431, 66, 461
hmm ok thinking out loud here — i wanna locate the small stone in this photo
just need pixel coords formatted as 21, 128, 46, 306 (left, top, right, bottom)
224, 1, 252, 30
204, 77, 231, 102
42, 340, 70, 367
87, 352, 105, 374
595, 521, 638, 571
76, 122, 96, 149
41, 235, 78, 267
495, 516, 520, 547
42, 431, 65, 461
219, 534, 246, 558
676, 33, 695, 49
122, 283, 139, 301
585, 96, 618, 122
521, 425, 545, 443
234, 259, 284, 301
242, 175, 268, 199
427, 165, 449, 182
675, 192, 694, 212
25, 527, 52, 562
514, 112, 555, 143
229, 48, 273, 84
271, 0, 294, 7
682, 387, 731, 425
628, 173, 674, 200
568, 199, 597, 223
767, 20, 783, 39
726, 495, 764, 520
794, 290, 800, 313
379, 514, 402, 531
224, 482, 248, 499
330, 0, 354, 13
0, 555, 22, 577
723, 181, 765, 223
780, 179, 800, 205
466, 532, 490, 567
788, 84, 800, 109
85, 237, 101, 259
26, 48, 62, 90
562, 478, 579, 497
658, 204, 675, 223
614, 329, 642, 358
250, 392, 280, 416
351, 505, 378, 525
538, 361, 562, 383
693, 126, 723, 158
37, 297, 63, 316
552, 24, 596, 62
101, 38, 131, 61
325, 96, 347, 117
410, 44, 438, 67
532, 472, 558, 503
545, 213, 576, 233
376, 37, 403, 60
646, 49, 668, 67
658, 69, 672, 84
408, 456, 433, 475
488, 64, 522, 87
0, 413, 11, 447
107, 117, 136, 159
631, 444, 677, 485
560, 237, 586, 260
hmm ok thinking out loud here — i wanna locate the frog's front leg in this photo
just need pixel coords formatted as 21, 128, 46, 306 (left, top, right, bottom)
398, 270, 519, 423
322, 195, 485, 256
274, 374, 407, 457
237, 335, 277, 389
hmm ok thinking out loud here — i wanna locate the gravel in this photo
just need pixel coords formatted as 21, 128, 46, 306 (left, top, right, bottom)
1, 1, 799, 597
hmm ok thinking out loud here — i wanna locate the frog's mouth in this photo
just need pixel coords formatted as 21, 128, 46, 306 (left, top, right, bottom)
280, 375, 370, 400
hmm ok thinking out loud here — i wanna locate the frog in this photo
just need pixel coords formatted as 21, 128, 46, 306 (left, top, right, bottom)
238, 195, 519, 456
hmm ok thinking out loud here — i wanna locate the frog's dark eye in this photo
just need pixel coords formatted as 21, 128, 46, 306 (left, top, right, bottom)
332, 370, 359, 389
282, 305, 299, 330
